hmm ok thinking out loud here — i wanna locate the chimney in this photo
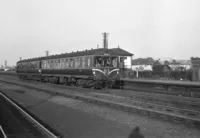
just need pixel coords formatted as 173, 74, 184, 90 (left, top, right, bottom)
102, 32, 109, 49
4, 60, 7, 69
19, 57, 22, 61
45, 51, 49, 56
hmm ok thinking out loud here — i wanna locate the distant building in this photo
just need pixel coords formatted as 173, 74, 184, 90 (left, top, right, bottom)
132, 65, 153, 71
191, 57, 200, 81
169, 65, 191, 71
4, 60, 7, 69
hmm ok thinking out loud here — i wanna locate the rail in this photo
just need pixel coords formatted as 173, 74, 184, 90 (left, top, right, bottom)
0, 125, 7, 138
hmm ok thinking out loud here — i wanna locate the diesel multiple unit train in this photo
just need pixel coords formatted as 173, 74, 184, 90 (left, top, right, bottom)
16, 47, 133, 88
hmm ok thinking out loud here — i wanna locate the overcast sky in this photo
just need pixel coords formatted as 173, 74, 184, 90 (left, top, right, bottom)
0, 0, 200, 66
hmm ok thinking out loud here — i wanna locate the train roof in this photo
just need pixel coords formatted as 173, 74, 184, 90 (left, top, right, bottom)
17, 47, 133, 63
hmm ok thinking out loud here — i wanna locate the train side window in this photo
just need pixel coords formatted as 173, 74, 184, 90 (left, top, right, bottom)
78, 57, 81, 67
37, 62, 39, 69
54, 60, 56, 69
45, 61, 47, 69
36, 62, 38, 69
47, 60, 50, 69
60, 59, 62, 69
75, 57, 78, 68
65, 58, 68, 68
82, 57, 86, 68
69, 58, 73, 68
72, 58, 75, 68
50, 60, 53, 69
44, 61, 46, 69
87, 57, 91, 67
55, 60, 58, 69
61, 59, 64, 69
41, 61, 44, 69
34, 62, 36, 69
51, 60, 53, 69
57, 60, 59, 69
67, 58, 70, 68
85, 57, 88, 67
75, 57, 80, 68
35, 62, 37, 69
45, 60, 47, 69
46, 61, 48, 69
59, 59, 62, 69
58, 59, 60, 69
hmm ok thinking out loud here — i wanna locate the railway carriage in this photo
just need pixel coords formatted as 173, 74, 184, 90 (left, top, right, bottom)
16, 48, 133, 88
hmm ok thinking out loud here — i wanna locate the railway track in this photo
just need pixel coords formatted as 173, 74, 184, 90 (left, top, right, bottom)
0, 77, 200, 128
1, 71, 200, 97
2, 75, 199, 112
105, 89, 200, 111
0, 91, 62, 138
0, 125, 7, 138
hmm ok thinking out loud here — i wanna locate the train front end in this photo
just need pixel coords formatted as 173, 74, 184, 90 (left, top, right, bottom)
91, 54, 132, 88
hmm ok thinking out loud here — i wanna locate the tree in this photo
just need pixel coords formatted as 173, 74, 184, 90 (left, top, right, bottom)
171, 59, 176, 64
164, 60, 170, 65
132, 57, 155, 65
153, 59, 161, 65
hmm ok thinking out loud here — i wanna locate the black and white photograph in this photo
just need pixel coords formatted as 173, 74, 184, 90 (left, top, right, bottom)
0, 0, 200, 137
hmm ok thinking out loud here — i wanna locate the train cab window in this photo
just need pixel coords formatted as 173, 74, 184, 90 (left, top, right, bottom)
95, 57, 102, 67
111, 57, 118, 67
119, 57, 127, 68
95, 56, 113, 67
95, 56, 110, 67
103, 57, 111, 67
